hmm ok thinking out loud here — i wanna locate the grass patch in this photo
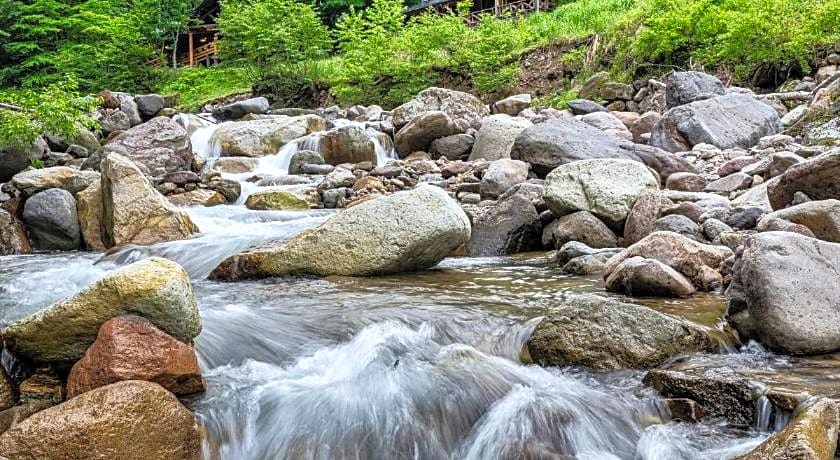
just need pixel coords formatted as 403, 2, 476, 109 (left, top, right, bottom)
156, 66, 252, 110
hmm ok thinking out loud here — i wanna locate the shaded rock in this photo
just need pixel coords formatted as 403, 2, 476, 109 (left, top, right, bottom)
650, 94, 782, 152
115, 93, 142, 126
469, 114, 532, 161
22, 188, 81, 250
479, 159, 529, 199
205, 178, 241, 203
605, 231, 732, 290
725, 206, 765, 230
288, 150, 324, 175
4, 257, 200, 365
465, 193, 541, 256
214, 115, 326, 158
605, 256, 696, 297
756, 199, 840, 242
527, 295, 715, 371
11, 167, 99, 197
319, 125, 379, 165
76, 182, 105, 251
0, 402, 53, 435
653, 214, 702, 241
551, 211, 617, 249
623, 190, 671, 246
213, 96, 269, 120
395, 111, 458, 157
0, 209, 32, 255
660, 201, 704, 223
245, 190, 311, 211
18, 369, 63, 405
211, 186, 470, 279
555, 241, 620, 265
737, 398, 839, 460
665, 71, 725, 108
391, 87, 488, 131
643, 368, 756, 426
67, 315, 205, 398
167, 189, 227, 207
0, 142, 41, 183
767, 151, 840, 209
134, 94, 165, 119
630, 111, 660, 143
430, 134, 474, 160
702, 218, 733, 241
725, 232, 840, 354
543, 159, 659, 227
89, 117, 193, 175
0, 381, 201, 460
567, 99, 608, 115
101, 153, 198, 248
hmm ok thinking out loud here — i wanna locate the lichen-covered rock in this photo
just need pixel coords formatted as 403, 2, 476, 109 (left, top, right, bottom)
543, 159, 659, 227
726, 231, 840, 355
4, 257, 201, 365
211, 186, 470, 279
391, 87, 488, 131
245, 190, 311, 211
737, 398, 839, 460
11, 167, 99, 197
66, 315, 205, 398
0, 381, 201, 460
526, 294, 716, 371
100, 153, 198, 248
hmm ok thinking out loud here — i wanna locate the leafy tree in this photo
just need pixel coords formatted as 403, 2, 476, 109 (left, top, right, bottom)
133, 0, 201, 68
0, 77, 99, 149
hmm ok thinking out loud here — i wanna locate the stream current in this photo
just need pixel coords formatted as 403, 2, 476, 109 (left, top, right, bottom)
1, 117, 829, 459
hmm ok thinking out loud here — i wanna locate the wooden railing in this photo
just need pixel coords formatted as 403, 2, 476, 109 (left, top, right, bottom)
465, 0, 542, 25
182, 41, 217, 67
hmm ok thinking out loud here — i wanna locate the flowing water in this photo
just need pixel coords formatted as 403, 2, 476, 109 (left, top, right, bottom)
2, 126, 830, 459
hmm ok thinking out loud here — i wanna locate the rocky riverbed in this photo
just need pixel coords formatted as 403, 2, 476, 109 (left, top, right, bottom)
0, 61, 839, 459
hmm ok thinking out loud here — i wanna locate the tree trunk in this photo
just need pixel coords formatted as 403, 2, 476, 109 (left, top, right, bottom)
171, 31, 180, 69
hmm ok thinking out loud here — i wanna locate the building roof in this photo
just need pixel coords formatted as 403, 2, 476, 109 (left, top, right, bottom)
404, 0, 456, 15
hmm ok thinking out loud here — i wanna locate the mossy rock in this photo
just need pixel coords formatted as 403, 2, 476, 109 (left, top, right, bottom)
245, 190, 311, 211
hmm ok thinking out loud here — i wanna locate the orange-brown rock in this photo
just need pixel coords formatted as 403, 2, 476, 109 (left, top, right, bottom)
0, 380, 201, 460
66, 315, 205, 398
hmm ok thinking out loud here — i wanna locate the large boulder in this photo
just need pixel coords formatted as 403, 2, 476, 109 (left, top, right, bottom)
214, 115, 326, 157
0, 140, 47, 182
526, 295, 716, 370
88, 117, 193, 175
211, 186, 470, 279
465, 193, 541, 256
665, 71, 725, 108
605, 231, 732, 290
737, 398, 839, 460
101, 153, 198, 248
66, 315, 205, 398
0, 381, 201, 460
395, 111, 458, 157
213, 96, 269, 120
75, 182, 106, 251
391, 87, 488, 131
767, 151, 840, 209
134, 94, 165, 119
0, 209, 31, 255
4, 257, 200, 365
318, 125, 379, 165
550, 211, 618, 249
605, 256, 696, 297
469, 114, 532, 161
11, 166, 99, 197
650, 93, 782, 152
725, 232, 840, 354
543, 159, 659, 227
479, 159, 529, 199
22, 188, 82, 250
756, 199, 840, 242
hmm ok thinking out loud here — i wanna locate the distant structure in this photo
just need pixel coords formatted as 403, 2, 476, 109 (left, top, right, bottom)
150, 0, 219, 68
404, 0, 548, 25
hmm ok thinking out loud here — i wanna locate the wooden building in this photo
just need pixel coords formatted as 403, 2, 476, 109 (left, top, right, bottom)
150, 0, 219, 68
404, 0, 548, 25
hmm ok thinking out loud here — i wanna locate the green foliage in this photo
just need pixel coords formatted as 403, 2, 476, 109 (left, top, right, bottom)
156, 66, 251, 109
217, 0, 331, 78
0, 78, 99, 149
631, 0, 840, 78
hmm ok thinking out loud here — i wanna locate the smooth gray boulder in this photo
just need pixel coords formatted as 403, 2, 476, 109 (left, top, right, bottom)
210, 186, 471, 279
725, 232, 840, 354
543, 159, 659, 227
212, 97, 269, 120
527, 294, 716, 370
22, 188, 81, 250
134, 94, 165, 119
650, 93, 782, 152
469, 114, 532, 161
665, 71, 725, 108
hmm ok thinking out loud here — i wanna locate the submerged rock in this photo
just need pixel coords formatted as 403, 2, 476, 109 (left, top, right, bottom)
726, 232, 840, 355
0, 381, 201, 460
210, 186, 470, 279
67, 315, 205, 398
4, 257, 201, 365
101, 153, 198, 248
737, 398, 839, 459
526, 295, 716, 371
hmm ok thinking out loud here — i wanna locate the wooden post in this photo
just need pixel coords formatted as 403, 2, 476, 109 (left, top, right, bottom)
188, 30, 195, 67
